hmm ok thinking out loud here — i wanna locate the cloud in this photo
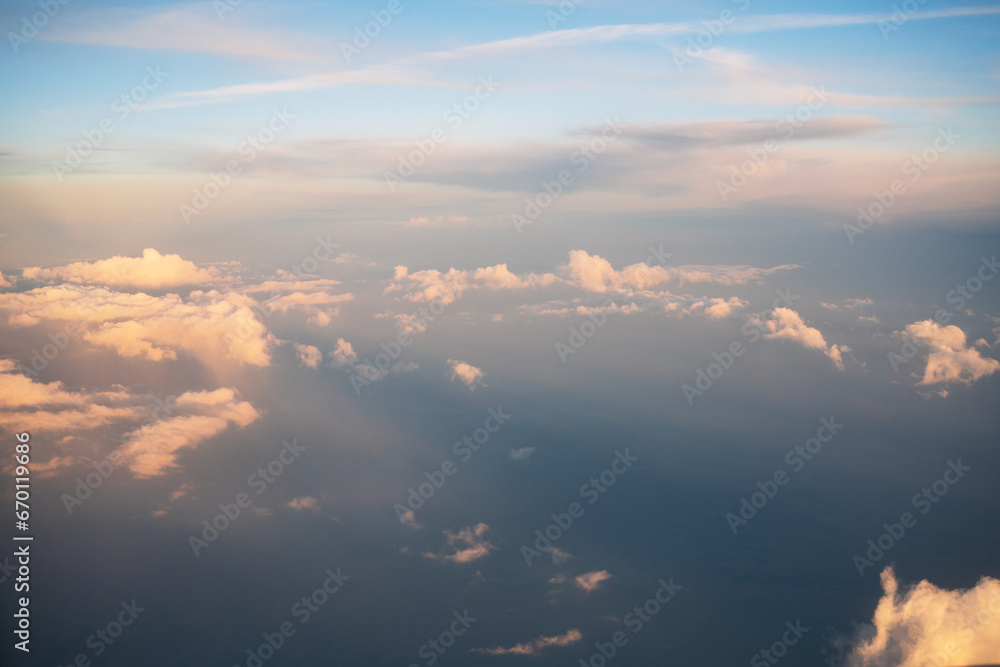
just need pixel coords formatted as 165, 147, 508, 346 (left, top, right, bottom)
664, 296, 748, 320
547, 547, 572, 565
837, 567, 1000, 667
0, 365, 259, 478
294, 343, 322, 368
0, 286, 272, 367
757, 308, 848, 369
510, 447, 535, 461
565, 250, 795, 292
387, 263, 557, 305
23, 248, 223, 290
331, 338, 358, 366
471, 629, 582, 656
286, 497, 319, 512
0, 359, 142, 433
0, 271, 11, 289
448, 360, 485, 390
574, 570, 613, 592
424, 523, 495, 563
116, 388, 260, 478
902, 320, 1000, 386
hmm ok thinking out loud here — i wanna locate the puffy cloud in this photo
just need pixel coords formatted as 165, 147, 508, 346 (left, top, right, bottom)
471, 629, 582, 656
510, 446, 535, 461
902, 320, 1000, 386
0, 360, 142, 432
22, 248, 223, 289
387, 263, 557, 305
448, 360, 485, 390
0, 285, 272, 367
0, 364, 258, 478
0, 271, 11, 289
664, 296, 747, 320
286, 496, 319, 511
758, 308, 848, 369
565, 249, 796, 292
424, 523, 495, 563
116, 388, 260, 477
294, 343, 322, 368
838, 567, 1000, 667
331, 338, 357, 366
574, 569, 613, 592
546, 547, 572, 564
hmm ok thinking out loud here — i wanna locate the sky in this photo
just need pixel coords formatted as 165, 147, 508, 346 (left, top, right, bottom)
1, 0, 1000, 666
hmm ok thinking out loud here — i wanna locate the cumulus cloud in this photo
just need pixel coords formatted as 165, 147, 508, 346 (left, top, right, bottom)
546, 547, 572, 564
0, 271, 11, 289
424, 523, 495, 563
510, 446, 535, 461
757, 308, 848, 369
574, 570, 613, 592
836, 567, 1000, 667
565, 249, 795, 292
448, 360, 485, 390
22, 248, 224, 289
0, 359, 142, 433
0, 364, 259, 478
331, 338, 357, 366
116, 388, 260, 477
902, 320, 1000, 386
664, 296, 748, 320
294, 343, 322, 368
387, 263, 557, 305
286, 496, 319, 511
0, 285, 273, 367
471, 629, 583, 655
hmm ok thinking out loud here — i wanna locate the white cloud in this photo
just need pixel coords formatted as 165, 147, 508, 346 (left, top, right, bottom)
286, 497, 319, 511
471, 629, 582, 655
448, 360, 485, 390
838, 567, 1000, 667
116, 388, 260, 478
387, 263, 556, 305
510, 446, 535, 461
902, 320, 1000, 386
294, 343, 322, 368
758, 308, 848, 370
331, 338, 358, 366
424, 523, 495, 563
0, 285, 273, 367
574, 569, 613, 592
23, 248, 224, 290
